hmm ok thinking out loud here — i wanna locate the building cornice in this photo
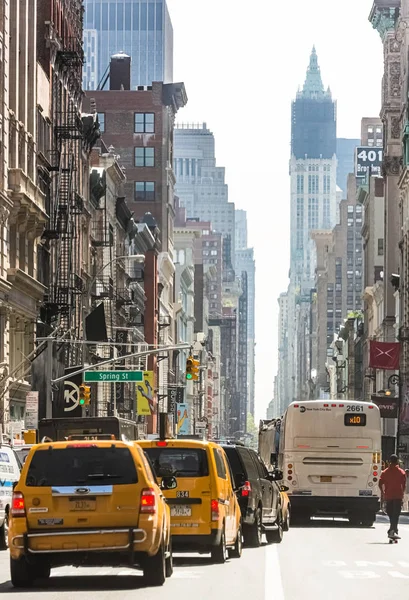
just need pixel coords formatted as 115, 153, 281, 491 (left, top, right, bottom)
369, 1, 400, 39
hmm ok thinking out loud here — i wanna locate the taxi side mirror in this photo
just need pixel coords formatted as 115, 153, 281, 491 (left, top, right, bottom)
161, 476, 177, 490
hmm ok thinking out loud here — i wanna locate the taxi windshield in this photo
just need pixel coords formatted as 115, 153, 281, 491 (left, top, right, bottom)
144, 447, 209, 478
25, 446, 138, 487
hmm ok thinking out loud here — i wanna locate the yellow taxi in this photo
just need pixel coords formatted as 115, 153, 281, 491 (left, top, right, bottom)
8, 438, 173, 588
137, 439, 242, 563
280, 487, 291, 531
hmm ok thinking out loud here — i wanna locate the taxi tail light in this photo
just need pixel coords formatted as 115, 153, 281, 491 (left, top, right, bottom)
140, 488, 156, 514
241, 481, 251, 497
11, 492, 26, 517
211, 499, 219, 521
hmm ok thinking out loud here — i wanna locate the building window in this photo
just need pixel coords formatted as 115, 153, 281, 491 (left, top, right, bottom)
134, 181, 155, 200
134, 112, 155, 133
135, 147, 155, 167
297, 175, 304, 194
308, 174, 319, 194
308, 197, 318, 229
323, 175, 330, 194
97, 113, 105, 132
378, 238, 384, 256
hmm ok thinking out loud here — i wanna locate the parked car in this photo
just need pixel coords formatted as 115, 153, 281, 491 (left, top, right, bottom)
137, 439, 243, 563
220, 442, 284, 546
8, 439, 173, 588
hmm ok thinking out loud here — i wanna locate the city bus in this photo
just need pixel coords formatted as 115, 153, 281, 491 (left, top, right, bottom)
38, 417, 141, 442
278, 400, 382, 526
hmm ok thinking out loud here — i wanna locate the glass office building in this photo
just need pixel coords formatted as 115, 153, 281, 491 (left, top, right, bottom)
83, 0, 174, 90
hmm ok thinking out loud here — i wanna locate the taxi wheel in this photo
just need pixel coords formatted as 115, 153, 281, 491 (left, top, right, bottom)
165, 537, 173, 578
283, 508, 290, 532
0, 510, 9, 550
37, 561, 51, 580
10, 557, 34, 588
211, 527, 226, 564
229, 523, 243, 559
143, 542, 166, 587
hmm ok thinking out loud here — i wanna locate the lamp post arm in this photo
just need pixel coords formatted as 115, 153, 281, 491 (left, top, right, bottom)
51, 343, 191, 385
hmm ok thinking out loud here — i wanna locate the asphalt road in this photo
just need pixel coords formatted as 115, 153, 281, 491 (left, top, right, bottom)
1, 515, 408, 599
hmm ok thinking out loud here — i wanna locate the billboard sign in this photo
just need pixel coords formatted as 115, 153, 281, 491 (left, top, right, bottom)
371, 394, 399, 419
176, 403, 189, 435
355, 146, 383, 180
136, 371, 155, 416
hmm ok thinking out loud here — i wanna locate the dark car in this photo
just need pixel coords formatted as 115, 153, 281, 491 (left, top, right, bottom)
220, 443, 284, 546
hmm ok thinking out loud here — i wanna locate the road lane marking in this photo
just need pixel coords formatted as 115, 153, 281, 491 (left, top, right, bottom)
355, 561, 393, 567
339, 571, 380, 579
265, 545, 285, 600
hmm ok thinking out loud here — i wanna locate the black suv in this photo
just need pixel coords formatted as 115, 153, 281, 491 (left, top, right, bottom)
221, 443, 284, 546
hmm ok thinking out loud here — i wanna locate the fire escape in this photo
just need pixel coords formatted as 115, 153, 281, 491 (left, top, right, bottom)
42, 31, 85, 367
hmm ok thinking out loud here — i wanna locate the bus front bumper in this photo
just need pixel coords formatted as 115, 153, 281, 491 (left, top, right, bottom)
288, 494, 380, 515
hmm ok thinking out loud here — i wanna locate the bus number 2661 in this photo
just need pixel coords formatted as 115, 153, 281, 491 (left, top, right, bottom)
346, 405, 363, 412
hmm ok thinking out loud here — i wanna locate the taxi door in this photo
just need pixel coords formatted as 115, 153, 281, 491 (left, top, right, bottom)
212, 447, 234, 544
221, 449, 239, 545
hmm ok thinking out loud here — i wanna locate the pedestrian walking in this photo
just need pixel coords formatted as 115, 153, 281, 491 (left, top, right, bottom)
379, 454, 407, 540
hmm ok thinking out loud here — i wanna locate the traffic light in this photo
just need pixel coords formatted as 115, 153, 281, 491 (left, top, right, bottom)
79, 384, 91, 406
186, 356, 200, 381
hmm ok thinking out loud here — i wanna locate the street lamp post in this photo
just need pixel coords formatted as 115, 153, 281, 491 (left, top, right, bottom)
388, 373, 402, 456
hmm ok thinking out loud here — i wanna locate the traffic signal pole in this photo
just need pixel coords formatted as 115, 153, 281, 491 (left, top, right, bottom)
46, 343, 191, 418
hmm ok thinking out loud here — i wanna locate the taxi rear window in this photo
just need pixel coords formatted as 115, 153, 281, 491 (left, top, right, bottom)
25, 446, 137, 487
145, 447, 209, 478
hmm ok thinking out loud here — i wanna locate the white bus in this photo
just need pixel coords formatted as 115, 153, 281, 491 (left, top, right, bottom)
278, 400, 381, 526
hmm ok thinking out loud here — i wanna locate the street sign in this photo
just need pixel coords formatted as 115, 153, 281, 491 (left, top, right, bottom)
84, 370, 143, 383
355, 146, 383, 179
25, 391, 39, 429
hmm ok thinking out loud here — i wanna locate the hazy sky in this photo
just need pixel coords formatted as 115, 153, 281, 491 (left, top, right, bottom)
167, 0, 384, 420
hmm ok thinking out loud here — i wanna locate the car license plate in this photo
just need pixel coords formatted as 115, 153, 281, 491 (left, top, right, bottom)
171, 505, 192, 517
320, 476, 332, 483
70, 499, 96, 511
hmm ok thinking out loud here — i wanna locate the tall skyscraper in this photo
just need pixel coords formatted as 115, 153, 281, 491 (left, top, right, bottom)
174, 123, 236, 260
236, 245, 256, 416
283, 47, 338, 406
290, 47, 338, 289
83, 0, 173, 90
